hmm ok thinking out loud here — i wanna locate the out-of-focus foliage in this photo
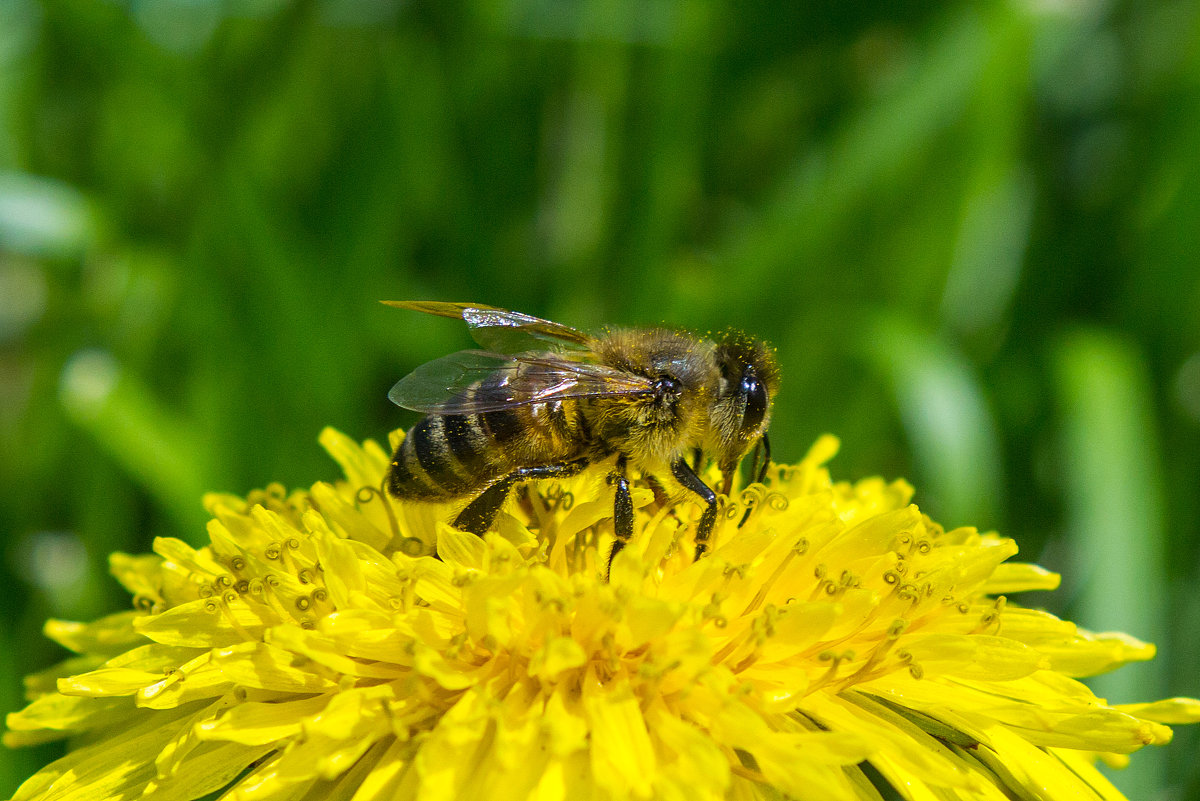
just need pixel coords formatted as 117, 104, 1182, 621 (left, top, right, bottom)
1, 1, 1197, 798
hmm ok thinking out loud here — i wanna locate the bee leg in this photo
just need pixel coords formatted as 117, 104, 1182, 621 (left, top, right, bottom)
454, 458, 589, 536
670, 458, 718, 561
754, 433, 772, 484
606, 456, 632, 571
453, 480, 517, 536
737, 433, 773, 529
690, 447, 703, 474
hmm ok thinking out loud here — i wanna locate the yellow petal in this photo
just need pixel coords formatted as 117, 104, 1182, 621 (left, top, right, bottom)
108, 553, 167, 604
540, 689, 589, 758
133, 598, 276, 648
138, 642, 337, 709
756, 601, 839, 661
56, 666, 165, 697
152, 536, 227, 577
529, 637, 587, 683
900, 634, 1047, 681
1115, 697, 1200, 724
318, 427, 391, 493
3, 695, 132, 746
435, 524, 488, 571
196, 695, 329, 746
1038, 630, 1157, 677
266, 626, 407, 679
645, 708, 730, 800
45, 613, 149, 654
583, 676, 656, 799
982, 562, 1061, 593
10, 708, 195, 801
819, 692, 982, 790
345, 739, 416, 801
978, 726, 1128, 798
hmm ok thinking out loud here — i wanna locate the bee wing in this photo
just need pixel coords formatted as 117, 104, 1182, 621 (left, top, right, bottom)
389, 350, 654, 414
382, 300, 593, 354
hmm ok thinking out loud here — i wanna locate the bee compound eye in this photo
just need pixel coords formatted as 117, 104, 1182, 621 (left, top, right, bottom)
653, 376, 681, 396
741, 371, 767, 431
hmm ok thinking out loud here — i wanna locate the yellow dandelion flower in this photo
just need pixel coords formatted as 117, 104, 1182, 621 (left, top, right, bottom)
6, 428, 1199, 801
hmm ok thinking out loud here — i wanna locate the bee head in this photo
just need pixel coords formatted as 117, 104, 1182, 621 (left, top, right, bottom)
710, 333, 780, 473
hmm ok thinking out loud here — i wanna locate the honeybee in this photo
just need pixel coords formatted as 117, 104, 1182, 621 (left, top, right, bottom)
383, 301, 779, 566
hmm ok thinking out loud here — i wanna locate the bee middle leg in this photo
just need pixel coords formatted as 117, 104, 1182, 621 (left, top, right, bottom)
670, 458, 718, 560
454, 458, 589, 536
606, 455, 632, 570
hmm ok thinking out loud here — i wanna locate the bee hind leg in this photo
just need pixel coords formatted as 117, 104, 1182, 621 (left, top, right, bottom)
669, 458, 718, 561
453, 458, 590, 537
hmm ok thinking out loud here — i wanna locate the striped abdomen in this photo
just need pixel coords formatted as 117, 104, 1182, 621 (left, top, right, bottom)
387, 396, 586, 501
388, 413, 503, 501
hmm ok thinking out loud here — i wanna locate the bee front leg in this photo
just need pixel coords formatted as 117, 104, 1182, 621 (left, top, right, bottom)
606, 455, 632, 572
736, 433, 773, 529
454, 458, 589, 537
670, 458, 718, 560
753, 433, 771, 485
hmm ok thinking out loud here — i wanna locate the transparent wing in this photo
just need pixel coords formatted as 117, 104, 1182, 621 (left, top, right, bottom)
388, 350, 654, 414
382, 300, 593, 353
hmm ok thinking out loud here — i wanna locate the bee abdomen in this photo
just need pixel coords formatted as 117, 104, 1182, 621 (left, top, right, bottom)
388, 414, 498, 500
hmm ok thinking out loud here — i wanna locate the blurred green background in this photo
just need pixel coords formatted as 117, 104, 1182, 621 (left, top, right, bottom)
2, 0, 1199, 798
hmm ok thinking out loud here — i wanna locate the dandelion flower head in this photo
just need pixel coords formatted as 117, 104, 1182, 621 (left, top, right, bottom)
6, 428, 1199, 801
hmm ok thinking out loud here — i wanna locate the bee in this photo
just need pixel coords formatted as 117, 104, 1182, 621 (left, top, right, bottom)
383, 301, 779, 566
